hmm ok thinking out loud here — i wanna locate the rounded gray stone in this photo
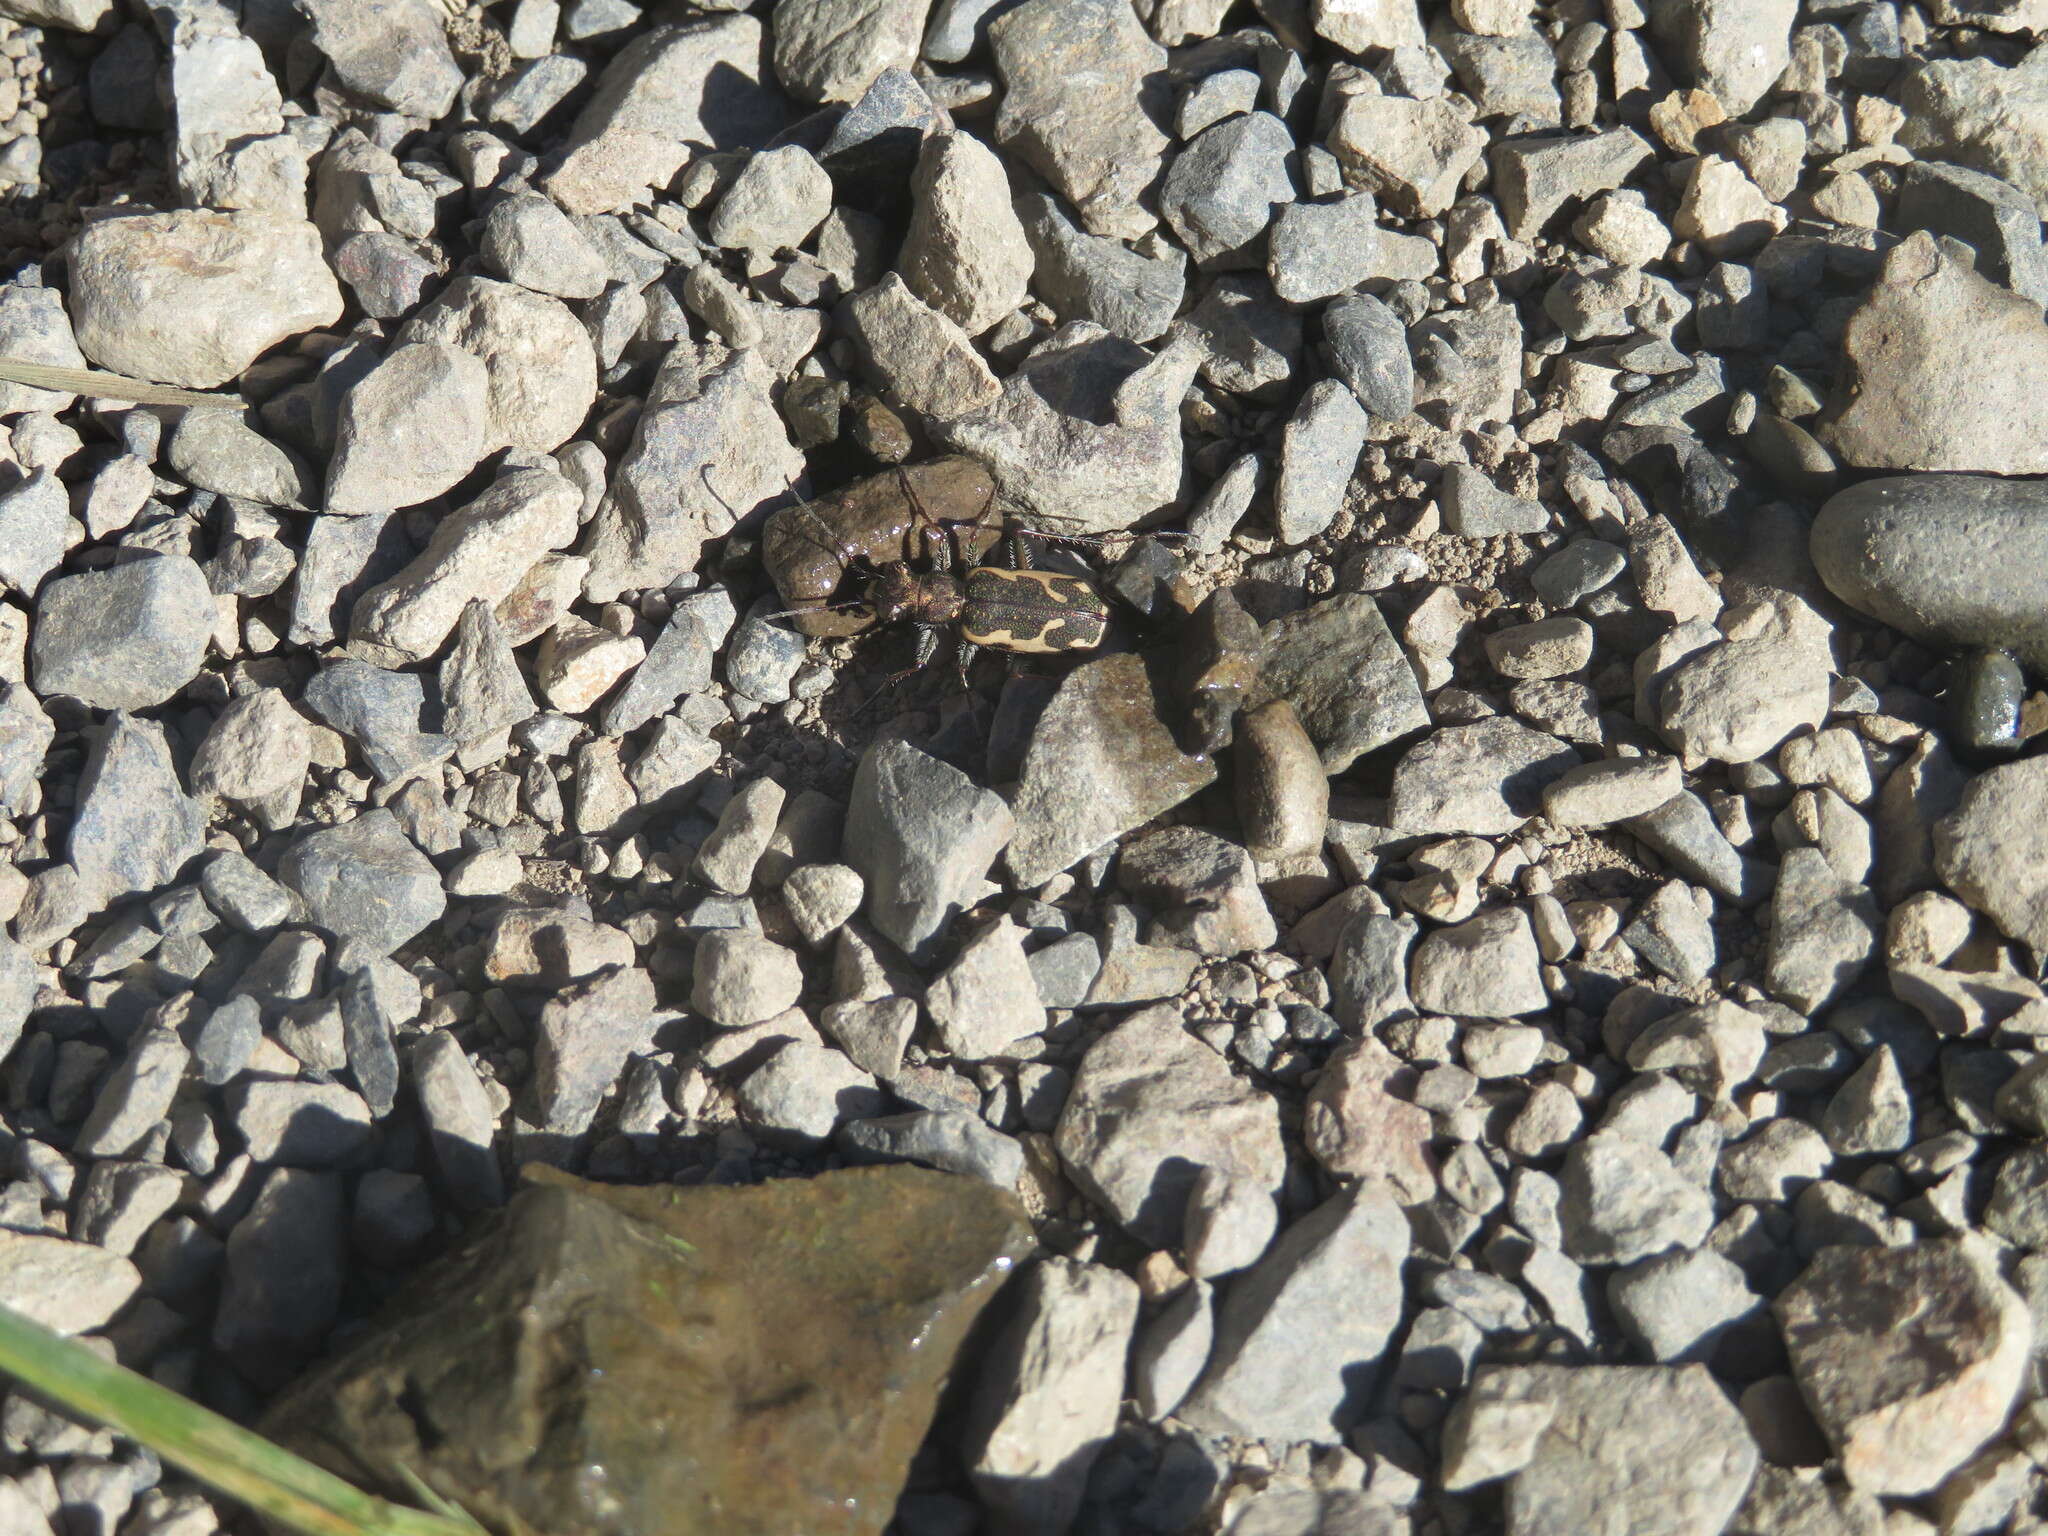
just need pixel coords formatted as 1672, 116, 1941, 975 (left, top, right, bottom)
1813, 473, 2048, 675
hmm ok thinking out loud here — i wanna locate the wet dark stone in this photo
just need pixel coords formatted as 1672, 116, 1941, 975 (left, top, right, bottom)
1954, 649, 2025, 758
263, 1165, 1030, 1536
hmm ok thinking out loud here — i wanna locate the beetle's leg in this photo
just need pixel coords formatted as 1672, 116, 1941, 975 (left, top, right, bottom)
853, 626, 940, 718
1008, 527, 1033, 570
955, 637, 980, 684
927, 521, 953, 572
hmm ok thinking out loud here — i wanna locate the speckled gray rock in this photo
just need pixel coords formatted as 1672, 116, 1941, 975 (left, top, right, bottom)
735, 1040, 887, 1144
1179, 1180, 1407, 1445
690, 929, 804, 1029
74, 1026, 188, 1159
1008, 652, 1217, 888
1389, 718, 1579, 835
278, 809, 446, 957
0, 282, 89, 416
926, 917, 1044, 1061
1269, 194, 1387, 305
479, 193, 609, 299
1324, 290, 1414, 420
301, 660, 455, 782
30, 554, 215, 709
325, 343, 491, 515
1440, 463, 1549, 536
936, 329, 1202, 532
68, 714, 206, 910
838, 1108, 1026, 1187
1055, 1003, 1284, 1254
581, 347, 803, 603
1160, 111, 1296, 270
298, 0, 463, 118
1607, 1249, 1759, 1363
1824, 232, 2048, 474
228, 1079, 375, 1167
770, 0, 925, 103
1899, 52, 2048, 221
67, 209, 342, 389
1559, 1132, 1714, 1266
212, 1168, 345, 1390
1258, 593, 1430, 773
1016, 190, 1185, 343
168, 408, 316, 510
842, 738, 1014, 964
410, 1032, 505, 1211
1647, 0, 1796, 115
546, 15, 781, 214
439, 600, 537, 745
899, 131, 1032, 336
399, 275, 596, 455
1442, 1365, 1759, 1533
0, 470, 67, 598
963, 1257, 1140, 1535
988, 0, 1169, 240
1410, 907, 1548, 1018
1274, 379, 1367, 546
1935, 755, 2048, 953
351, 467, 582, 663
535, 965, 659, 1135
0, 1232, 140, 1337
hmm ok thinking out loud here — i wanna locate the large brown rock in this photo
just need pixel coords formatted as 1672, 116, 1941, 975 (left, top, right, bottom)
1775, 1238, 2030, 1496
264, 1165, 1030, 1536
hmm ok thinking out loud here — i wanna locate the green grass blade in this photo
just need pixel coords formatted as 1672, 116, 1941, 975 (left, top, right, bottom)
0, 357, 239, 407
0, 1304, 484, 1536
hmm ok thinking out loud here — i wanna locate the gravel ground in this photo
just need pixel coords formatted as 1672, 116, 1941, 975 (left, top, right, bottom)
2, 0, 2048, 1532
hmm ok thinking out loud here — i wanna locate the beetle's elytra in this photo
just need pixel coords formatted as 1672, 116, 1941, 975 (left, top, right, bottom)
959, 567, 1110, 655
761, 457, 1131, 696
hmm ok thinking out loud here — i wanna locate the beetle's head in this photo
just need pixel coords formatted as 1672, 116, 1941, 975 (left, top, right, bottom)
871, 564, 965, 626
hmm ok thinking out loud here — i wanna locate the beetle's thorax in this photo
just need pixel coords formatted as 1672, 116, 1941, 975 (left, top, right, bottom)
871, 564, 965, 626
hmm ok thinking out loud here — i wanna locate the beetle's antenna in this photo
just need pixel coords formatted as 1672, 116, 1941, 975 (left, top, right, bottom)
698, 463, 741, 519
758, 598, 873, 623
1017, 525, 1196, 551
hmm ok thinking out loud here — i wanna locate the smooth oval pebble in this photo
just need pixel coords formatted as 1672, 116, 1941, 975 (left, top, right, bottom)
1811, 474, 2048, 674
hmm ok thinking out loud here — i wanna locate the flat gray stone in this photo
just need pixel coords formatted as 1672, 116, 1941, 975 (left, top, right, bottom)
1442, 1364, 1759, 1534
30, 554, 215, 710
1008, 652, 1217, 888
68, 713, 206, 909
1179, 1180, 1407, 1445
278, 809, 446, 957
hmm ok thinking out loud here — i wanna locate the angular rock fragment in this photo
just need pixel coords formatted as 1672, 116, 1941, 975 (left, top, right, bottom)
1776, 1239, 2029, 1495
1824, 231, 2048, 475
1007, 652, 1217, 887
1442, 1364, 1758, 1533
30, 554, 215, 710
1055, 1003, 1284, 1254
67, 209, 341, 389
988, 0, 1168, 240
1179, 1180, 1407, 1444
266, 1167, 1028, 1536
351, 468, 582, 664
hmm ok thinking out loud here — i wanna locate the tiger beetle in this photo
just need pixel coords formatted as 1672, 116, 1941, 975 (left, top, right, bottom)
756, 458, 1144, 704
